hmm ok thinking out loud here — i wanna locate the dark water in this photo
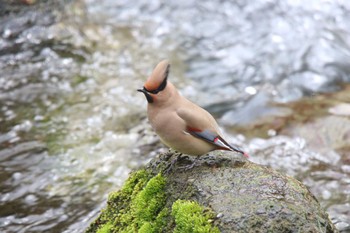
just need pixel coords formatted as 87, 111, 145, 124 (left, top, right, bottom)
0, 0, 350, 232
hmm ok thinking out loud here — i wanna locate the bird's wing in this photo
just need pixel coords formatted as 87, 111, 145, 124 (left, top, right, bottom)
176, 106, 247, 157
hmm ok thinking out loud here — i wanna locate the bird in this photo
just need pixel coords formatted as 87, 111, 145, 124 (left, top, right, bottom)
138, 60, 248, 158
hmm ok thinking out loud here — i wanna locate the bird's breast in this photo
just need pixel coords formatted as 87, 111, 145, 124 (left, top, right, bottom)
148, 108, 184, 139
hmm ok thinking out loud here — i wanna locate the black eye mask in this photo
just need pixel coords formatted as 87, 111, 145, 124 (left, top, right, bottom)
144, 76, 167, 94
137, 64, 170, 103
143, 64, 169, 94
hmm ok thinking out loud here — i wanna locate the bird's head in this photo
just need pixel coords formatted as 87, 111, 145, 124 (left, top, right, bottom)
138, 60, 170, 104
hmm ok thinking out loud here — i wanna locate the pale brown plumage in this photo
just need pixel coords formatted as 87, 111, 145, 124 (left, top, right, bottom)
138, 60, 248, 157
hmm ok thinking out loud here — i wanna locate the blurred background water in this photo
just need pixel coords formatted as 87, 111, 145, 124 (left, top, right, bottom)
0, 0, 350, 232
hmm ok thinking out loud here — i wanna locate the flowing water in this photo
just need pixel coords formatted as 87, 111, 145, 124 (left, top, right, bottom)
1, 0, 350, 232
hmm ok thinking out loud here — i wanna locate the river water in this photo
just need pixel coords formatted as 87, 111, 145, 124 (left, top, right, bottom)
1, 0, 350, 232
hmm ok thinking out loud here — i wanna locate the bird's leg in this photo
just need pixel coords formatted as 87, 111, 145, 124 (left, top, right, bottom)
163, 150, 183, 174
163, 151, 199, 172
177, 155, 199, 170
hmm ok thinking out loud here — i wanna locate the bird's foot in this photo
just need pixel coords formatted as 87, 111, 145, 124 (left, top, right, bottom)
178, 162, 197, 170
177, 155, 198, 171
163, 152, 183, 174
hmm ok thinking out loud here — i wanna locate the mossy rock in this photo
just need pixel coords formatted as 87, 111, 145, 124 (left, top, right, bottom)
86, 151, 338, 233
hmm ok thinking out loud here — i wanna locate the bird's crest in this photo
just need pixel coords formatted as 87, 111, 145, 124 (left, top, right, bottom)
144, 60, 170, 93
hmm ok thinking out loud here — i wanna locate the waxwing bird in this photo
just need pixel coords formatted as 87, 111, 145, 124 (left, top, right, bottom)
138, 60, 248, 158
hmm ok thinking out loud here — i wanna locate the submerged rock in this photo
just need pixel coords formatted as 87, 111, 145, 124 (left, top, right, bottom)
86, 151, 337, 233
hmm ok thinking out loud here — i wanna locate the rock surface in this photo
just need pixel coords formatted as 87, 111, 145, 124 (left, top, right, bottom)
87, 151, 338, 233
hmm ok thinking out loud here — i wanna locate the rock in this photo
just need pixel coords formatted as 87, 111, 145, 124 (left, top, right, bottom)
86, 151, 338, 233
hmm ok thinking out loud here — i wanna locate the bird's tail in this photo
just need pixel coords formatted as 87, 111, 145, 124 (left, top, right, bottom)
214, 136, 249, 158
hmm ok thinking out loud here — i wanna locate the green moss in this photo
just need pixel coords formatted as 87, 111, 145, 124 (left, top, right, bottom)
134, 173, 166, 223
86, 170, 170, 232
114, 173, 168, 232
108, 169, 151, 203
96, 222, 112, 233
87, 170, 219, 233
86, 169, 152, 233
172, 200, 220, 233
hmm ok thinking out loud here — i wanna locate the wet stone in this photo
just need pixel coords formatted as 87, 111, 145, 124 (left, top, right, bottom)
90, 152, 338, 233
153, 152, 338, 232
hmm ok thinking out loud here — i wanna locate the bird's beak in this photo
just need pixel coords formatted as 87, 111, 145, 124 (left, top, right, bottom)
137, 88, 145, 93
137, 87, 154, 103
